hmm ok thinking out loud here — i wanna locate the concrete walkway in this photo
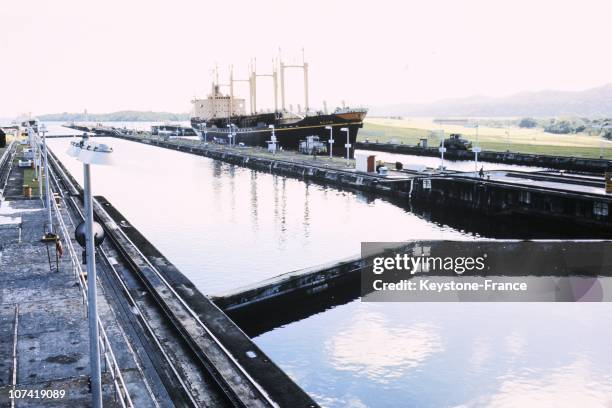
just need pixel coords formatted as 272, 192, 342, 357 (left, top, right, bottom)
0, 144, 156, 407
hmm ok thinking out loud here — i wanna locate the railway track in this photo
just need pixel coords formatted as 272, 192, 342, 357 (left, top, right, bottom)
45, 148, 315, 407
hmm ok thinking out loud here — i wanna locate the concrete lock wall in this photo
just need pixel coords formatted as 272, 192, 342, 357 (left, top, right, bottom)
357, 142, 612, 174
117, 135, 414, 197
411, 176, 612, 227
115, 135, 612, 229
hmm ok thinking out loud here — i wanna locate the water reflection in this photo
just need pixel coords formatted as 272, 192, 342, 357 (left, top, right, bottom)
48, 137, 469, 293
255, 301, 612, 408
469, 359, 612, 407
250, 171, 258, 232
45, 131, 612, 407
325, 307, 443, 383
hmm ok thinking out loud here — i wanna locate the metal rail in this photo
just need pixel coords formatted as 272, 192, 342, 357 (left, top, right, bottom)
0, 140, 16, 196
47, 151, 197, 407
99, 202, 277, 407
46, 141, 278, 406
10, 305, 19, 408
48, 164, 134, 408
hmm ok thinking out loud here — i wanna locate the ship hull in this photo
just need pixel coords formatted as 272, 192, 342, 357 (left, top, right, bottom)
191, 112, 365, 158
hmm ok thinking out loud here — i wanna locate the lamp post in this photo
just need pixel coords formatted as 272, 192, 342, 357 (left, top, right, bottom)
28, 128, 39, 182
66, 138, 114, 408
341, 127, 350, 166
268, 124, 277, 154
202, 122, 208, 144
226, 124, 234, 147
40, 123, 54, 236
438, 129, 446, 172
325, 125, 334, 159
473, 123, 481, 172
34, 128, 43, 199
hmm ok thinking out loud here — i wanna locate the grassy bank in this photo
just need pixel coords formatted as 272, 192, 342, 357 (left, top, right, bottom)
359, 118, 612, 159
15, 140, 44, 197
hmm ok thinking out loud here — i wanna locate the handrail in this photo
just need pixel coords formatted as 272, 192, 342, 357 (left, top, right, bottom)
49, 167, 134, 408
0, 139, 15, 166
0, 140, 16, 195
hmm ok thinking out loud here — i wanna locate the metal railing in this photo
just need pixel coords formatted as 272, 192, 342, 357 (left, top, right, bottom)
50, 179, 134, 408
0, 139, 16, 195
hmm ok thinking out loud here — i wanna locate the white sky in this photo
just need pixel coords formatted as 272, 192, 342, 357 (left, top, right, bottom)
1, 0, 611, 117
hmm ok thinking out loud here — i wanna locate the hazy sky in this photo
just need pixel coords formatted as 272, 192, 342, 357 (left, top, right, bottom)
1, 0, 611, 117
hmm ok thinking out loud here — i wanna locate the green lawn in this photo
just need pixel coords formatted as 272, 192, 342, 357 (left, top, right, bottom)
22, 166, 43, 197
16, 139, 46, 197
359, 119, 612, 159
359, 122, 432, 145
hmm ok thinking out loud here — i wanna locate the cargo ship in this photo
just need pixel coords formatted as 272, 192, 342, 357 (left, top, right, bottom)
190, 58, 367, 157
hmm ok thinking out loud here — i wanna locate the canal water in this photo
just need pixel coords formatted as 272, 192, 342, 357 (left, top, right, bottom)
256, 301, 612, 407
47, 136, 470, 294
47, 129, 612, 408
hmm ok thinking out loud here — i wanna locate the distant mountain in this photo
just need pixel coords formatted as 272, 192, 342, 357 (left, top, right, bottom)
38, 110, 190, 122
371, 84, 612, 118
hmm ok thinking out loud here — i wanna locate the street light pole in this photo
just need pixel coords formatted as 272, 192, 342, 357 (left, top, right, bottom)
41, 124, 54, 235
227, 124, 234, 147
203, 122, 207, 144
268, 124, 277, 154
473, 123, 481, 172
67, 139, 113, 408
29, 128, 40, 182
438, 129, 446, 172
83, 160, 102, 408
325, 125, 334, 159
341, 127, 350, 166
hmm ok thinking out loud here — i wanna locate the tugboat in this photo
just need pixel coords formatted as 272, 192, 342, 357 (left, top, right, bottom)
190, 58, 367, 157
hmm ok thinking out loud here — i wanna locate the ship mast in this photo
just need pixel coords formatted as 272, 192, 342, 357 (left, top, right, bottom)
229, 66, 233, 119
250, 59, 256, 114
215, 67, 235, 121
280, 59, 286, 111
231, 65, 253, 115
250, 59, 279, 114
279, 50, 309, 113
